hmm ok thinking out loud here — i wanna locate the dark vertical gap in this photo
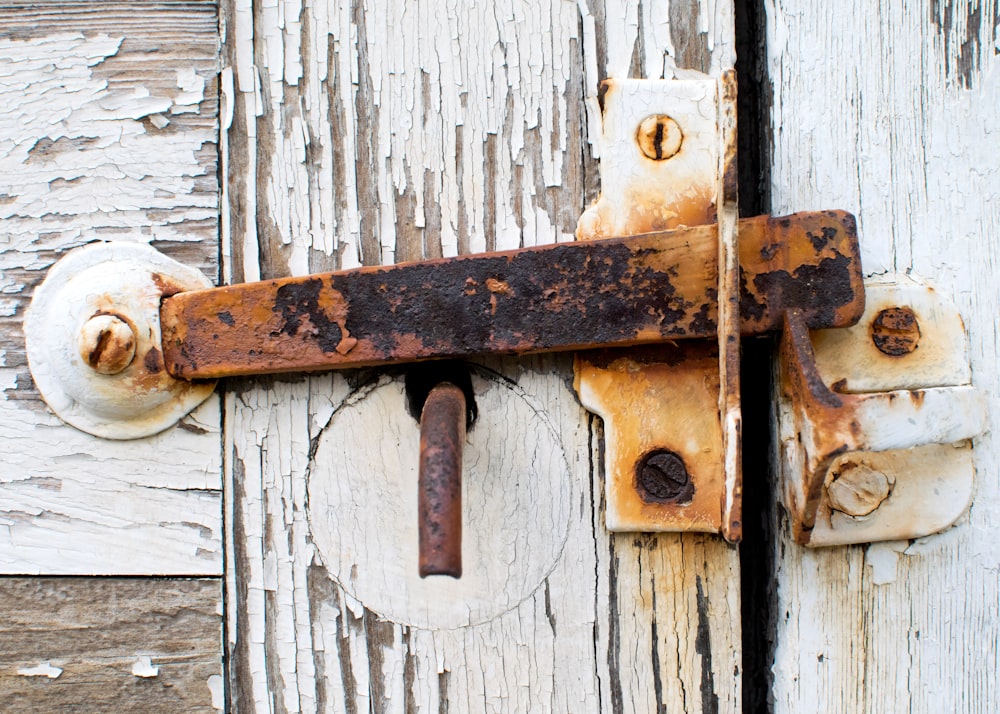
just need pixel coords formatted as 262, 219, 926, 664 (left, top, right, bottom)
735, 1, 777, 713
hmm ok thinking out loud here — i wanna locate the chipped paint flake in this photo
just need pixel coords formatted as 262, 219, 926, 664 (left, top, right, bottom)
864, 540, 909, 585
131, 655, 160, 678
173, 68, 207, 114
18, 662, 63, 679
208, 673, 225, 710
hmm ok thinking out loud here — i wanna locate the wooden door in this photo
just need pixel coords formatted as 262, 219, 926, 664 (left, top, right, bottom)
0, 0, 743, 711
3, 1, 996, 712
220, 1, 740, 712
758, 2, 1000, 711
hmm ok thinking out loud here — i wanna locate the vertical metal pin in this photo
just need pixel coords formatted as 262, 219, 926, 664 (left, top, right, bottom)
418, 382, 466, 578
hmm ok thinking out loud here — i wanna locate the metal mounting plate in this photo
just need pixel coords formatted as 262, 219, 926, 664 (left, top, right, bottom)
779, 276, 986, 546
23, 242, 217, 439
574, 75, 742, 537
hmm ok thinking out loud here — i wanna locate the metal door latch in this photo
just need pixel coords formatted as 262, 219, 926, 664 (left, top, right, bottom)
23, 76, 986, 576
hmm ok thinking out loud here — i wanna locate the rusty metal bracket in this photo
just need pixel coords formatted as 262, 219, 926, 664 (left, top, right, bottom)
575, 75, 743, 539
779, 278, 987, 546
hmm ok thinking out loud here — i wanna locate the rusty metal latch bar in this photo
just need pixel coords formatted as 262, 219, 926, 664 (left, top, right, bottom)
157, 211, 862, 380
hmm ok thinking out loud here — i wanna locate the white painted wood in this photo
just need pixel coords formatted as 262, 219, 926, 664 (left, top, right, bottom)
308, 371, 574, 630
0, 2, 223, 575
222, 0, 741, 710
766, 1, 1000, 709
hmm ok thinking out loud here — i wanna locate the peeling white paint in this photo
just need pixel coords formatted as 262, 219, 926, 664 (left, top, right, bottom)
207, 673, 225, 710
17, 662, 63, 679
0, 32, 215, 250
0, 19, 222, 576
768, 2, 1000, 711
864, 540, 909, 585
131, 655, 159, 678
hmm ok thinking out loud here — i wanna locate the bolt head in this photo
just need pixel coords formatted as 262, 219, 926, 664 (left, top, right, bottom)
871, 306, 920, 356
827, 462, 893, 517
636, 115, 683, 161
78, 313, 136, 375
636, 449, 693, 504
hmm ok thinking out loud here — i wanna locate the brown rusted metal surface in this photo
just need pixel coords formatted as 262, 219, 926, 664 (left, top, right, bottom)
418, 382, 466, 578
161, 210, 864, 379
870, 306, 920, 355
575, 341, 726, 533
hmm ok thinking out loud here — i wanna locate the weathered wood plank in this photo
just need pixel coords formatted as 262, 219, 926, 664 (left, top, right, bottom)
0, 577, 223, 712
0, 1, 223, 574
765, 1, 1000, 710
222, 0, 740, 711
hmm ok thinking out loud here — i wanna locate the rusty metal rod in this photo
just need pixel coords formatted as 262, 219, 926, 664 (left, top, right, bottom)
418, 382, 466, 578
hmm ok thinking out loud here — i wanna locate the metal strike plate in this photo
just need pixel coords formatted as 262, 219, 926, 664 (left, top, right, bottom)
574, 74, 743, 538
779, 276, 987, 546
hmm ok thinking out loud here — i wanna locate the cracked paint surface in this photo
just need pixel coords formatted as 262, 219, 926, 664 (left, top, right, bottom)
0, 8, 222, 576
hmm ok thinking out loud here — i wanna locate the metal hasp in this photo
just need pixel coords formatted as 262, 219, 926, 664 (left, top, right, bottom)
22, 76, 985, 552
779, 278, 987, 546
157, 211, 861, 378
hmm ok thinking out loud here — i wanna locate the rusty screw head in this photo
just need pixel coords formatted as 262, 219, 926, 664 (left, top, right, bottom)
870, 306, 920, 356
636, 115, 683, 161
636, 449, 693, 504
78, 313, 137, 375
827, 462, 893, 517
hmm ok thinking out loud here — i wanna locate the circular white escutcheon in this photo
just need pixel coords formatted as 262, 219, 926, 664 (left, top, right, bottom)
307, 372, 572, 630
23, 241, 217, 439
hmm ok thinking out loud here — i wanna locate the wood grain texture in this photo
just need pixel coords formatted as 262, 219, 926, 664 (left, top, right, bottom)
0, 2, 223, 574
221, 0, 740, 711
765, 1, 1000, 711
0, 577, 223, 712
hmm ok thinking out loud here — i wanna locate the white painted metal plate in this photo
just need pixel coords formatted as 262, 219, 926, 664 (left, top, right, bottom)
24, 242, 217, 439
